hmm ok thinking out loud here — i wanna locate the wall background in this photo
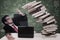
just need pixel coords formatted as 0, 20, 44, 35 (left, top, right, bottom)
0, 0, 60, 38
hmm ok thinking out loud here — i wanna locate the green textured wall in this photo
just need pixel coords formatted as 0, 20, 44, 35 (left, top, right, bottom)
0, 0, 60, 38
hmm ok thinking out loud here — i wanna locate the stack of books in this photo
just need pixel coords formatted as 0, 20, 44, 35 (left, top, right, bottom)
22, 1, 58, 36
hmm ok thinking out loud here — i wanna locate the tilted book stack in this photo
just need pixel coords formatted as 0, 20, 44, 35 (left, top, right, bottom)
22, 1, 58, 36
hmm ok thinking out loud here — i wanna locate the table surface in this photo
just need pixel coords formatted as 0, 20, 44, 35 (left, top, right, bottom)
0, 33, 60, 40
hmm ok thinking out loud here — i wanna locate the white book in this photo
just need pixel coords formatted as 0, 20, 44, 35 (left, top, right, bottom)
43, 24, 57, 32
28, 4, 42, 12
33, 10, 46, 18
43, 24, 57, 29
47, 19, 57, 24
44, 27, 57, 32
28, 1, 42, 10
39, 13, 50, 19
22, 1, 36, 9
32, 8, 46, 17
43, 16, 54, 22
22, 1, 42, 10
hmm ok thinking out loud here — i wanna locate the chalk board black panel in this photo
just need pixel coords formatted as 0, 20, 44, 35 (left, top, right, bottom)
18, 27, 34, 38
